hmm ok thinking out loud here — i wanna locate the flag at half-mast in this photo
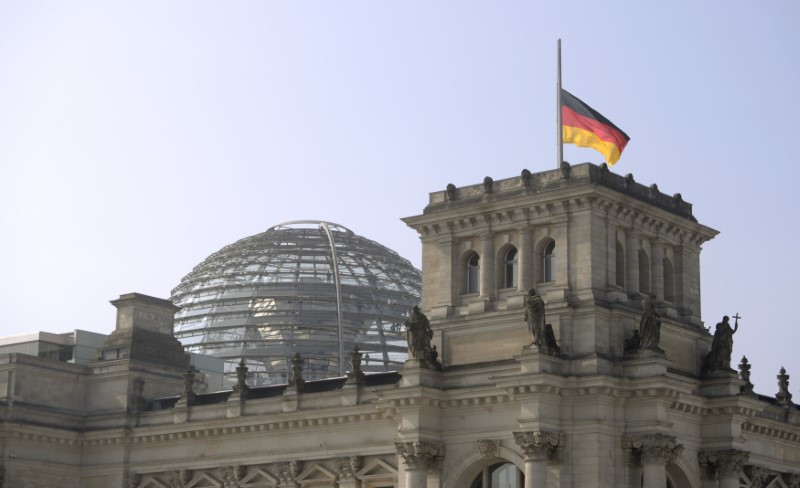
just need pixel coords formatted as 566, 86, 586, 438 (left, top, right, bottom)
561, 89, 630, 166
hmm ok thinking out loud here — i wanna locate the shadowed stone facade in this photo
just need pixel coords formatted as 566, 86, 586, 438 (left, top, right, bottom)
1, 164, 798, 487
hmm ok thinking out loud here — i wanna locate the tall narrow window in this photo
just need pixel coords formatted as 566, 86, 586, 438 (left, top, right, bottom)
467, 253, 480, 294
663, 257, 674, 302
638, 249, 650, 293
504, 247, 518, 289
543, 241, 555, 282
615, 241, 625, 287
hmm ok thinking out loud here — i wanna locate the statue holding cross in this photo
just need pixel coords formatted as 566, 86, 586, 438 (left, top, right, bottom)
702, 314, 740, 375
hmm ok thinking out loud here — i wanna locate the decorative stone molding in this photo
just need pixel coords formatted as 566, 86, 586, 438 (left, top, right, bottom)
277, 461, 300, 485
783, 472, 800, 488
124, 472, 140, 488
697, 449, 749, 480
165, 470, 191, 488
219, 465, 246, 486
395, 441, 446, 471
745, 466, 771, 488
334, 456, 362, 481
513, 430, 564, 462
623, 434, 683, 466
477, 439, 500, 459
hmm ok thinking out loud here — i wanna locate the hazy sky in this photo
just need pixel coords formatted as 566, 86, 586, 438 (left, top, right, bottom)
1, 1, 798, 395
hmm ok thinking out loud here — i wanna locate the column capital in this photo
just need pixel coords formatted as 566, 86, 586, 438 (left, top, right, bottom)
334, 456, 362, 481
513, 430, 564, 462
623, 433, 683, 465
395, 441, 445, 471
697, 449, 749, 479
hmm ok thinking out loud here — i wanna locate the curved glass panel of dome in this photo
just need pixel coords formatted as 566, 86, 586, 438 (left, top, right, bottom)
171, 221, 421, 386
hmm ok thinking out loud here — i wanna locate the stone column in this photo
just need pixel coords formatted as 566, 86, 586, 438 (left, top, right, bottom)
395, 441, 445, 488
623, 434, 683, 488
513, 430, 563, 488
554, 220, 568, 286
480, 233, 495, 299
697, 449, 749, 488
518, 227, 533, 292
626, 230, 640, 295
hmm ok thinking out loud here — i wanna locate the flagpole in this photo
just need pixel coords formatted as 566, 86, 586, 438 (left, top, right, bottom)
557, 38, 563, 169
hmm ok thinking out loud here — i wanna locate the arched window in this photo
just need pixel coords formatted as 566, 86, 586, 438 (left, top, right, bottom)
663, 257, 674, 302
615, 241, 625, 287
543, 241, 555, 283
466, 252, 480, 294
470, 462, 524, 488
503, 247, 518, 289
638, 249, 650, 293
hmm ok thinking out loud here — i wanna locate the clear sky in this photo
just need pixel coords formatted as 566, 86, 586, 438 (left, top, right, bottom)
1, 1, 798, 396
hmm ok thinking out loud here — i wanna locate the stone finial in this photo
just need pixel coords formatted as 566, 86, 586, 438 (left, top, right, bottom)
777, 367, 793, 406
232, 359, 250, 399
521, 169, 532, 187
445, 183, 456, 201
560, 161, 571, 179
347, 345, 366, 385
395, 441, 445, 471
623, 433, 683, 466
483, 176, 494, 194
513, 430, 564, 462
739, 356, 755, 396
291, 353, 305, 389
179, 367, 197, 406
477, 439, 500, 458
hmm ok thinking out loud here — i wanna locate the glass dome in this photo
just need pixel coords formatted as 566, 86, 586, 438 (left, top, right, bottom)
171, 221, 421, 385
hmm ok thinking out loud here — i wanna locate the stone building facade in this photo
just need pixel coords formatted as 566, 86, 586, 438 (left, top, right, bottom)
1, 163, 798, 487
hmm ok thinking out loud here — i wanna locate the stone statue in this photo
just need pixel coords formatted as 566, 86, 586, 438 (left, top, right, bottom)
405, 306, 441, 369
524, 288, 546, 347
637, 294, 662, 352
702, 315, 739, 375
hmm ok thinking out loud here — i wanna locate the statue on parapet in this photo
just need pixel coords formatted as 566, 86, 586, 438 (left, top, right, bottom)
524, 288, 560, 356
405, 306, 441, 370
637, 294, 663, 352
701, 314, 739, 376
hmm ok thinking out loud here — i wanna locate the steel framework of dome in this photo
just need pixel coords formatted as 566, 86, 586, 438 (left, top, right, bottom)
171, 221, 421, 385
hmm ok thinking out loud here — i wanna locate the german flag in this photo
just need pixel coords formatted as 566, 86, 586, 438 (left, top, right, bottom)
561, 89, 630, 166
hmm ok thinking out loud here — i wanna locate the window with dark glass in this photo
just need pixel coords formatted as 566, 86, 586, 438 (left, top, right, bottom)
467, 253, 480, 294
543, 241, 555, 282
504, 248, 518, 289
615, 241, 625, 287
470, 462, 524, 488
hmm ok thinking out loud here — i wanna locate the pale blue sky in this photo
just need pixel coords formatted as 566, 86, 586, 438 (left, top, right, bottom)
1, 1, 798, 394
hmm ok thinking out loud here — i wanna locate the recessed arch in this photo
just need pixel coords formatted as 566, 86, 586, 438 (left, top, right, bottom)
497, 244, 518, 290
460, 250, 481, 295
443, 447, 524, 488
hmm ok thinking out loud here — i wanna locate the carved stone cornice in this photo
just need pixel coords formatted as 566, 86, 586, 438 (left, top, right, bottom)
334, 456, 362, 481
513, 430, 564, 462
623, 433, 683, 466
395, 441, 445, 471
698, 449, 749, 479
477, 439, 500, 458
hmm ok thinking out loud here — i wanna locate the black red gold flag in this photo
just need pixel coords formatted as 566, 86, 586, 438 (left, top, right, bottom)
561, 89, 630, 166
